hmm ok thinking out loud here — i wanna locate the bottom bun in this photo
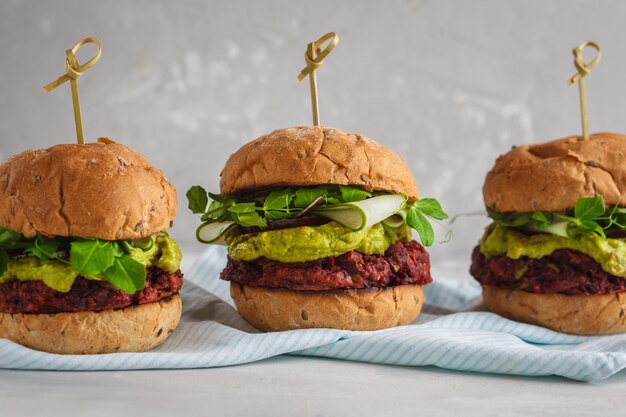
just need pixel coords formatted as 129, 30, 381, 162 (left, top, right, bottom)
482, 285, 626, 335
0, 294, 182, 354
231, 282, 424, 331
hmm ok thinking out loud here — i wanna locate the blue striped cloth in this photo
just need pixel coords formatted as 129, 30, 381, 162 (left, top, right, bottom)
1, 245, 625, 381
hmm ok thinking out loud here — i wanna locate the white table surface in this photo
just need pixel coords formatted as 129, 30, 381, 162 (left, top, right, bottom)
1, 254, 625, 417
1, 356, 624, 417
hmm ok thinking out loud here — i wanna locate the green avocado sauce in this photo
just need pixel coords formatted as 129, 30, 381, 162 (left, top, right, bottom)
226, 221, 412, 263
480, 224, 626, 277
0, 236, 182, 293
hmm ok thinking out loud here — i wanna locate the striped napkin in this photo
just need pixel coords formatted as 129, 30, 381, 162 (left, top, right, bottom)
1, 246, 625, 381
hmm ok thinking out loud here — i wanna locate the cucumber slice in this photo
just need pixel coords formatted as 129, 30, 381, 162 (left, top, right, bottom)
315, 194, 406, 231
132, 237, 155, 251
196, 221, 235, 245
528, 221, 570, 238
382, 209, 407, 229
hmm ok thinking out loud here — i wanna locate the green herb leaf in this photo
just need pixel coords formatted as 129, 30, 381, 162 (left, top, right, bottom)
487, 208, 534, 228
70, 239, 117, 276
488, 195, 624, 239
208, 192, 233, 204
265, 210, 294, 221
574, 196, 605, 220
414, 198, 449, 220
231, 211, 267, 227
0, 249, 8, 276
228, 203, 257, 214
111, 241, 125, 257
186, 185, 209, 214
406, 207, 434, 246
609, 206, 626, 228
294, 187, 329, 208
203, 200, 229, 222
576, 219, 606, 238
263, 189, 294, 211
531, 211, 550, 227
262, 190, 296, 220
188, 185, 449, 242
26, 235, 60, 259
102, 255, 146, 293
0, 227, 20, 245
0, 232, 152, 294
339, 185, 372, 202
198, 193, 237, 222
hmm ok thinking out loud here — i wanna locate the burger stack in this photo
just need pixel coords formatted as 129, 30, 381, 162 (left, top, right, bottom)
188, 126, 447, 331
0, 138, 183, 353
470, 133, 626, 334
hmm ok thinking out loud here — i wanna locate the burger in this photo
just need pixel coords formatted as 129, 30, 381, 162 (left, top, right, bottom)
187, 126, 447, 331
470, 133, 626, 335
0, 138, 183, 353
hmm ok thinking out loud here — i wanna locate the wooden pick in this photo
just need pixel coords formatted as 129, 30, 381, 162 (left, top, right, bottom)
568, 41, 601, 141
44, 37, 102, 144
297, 32, 339, 126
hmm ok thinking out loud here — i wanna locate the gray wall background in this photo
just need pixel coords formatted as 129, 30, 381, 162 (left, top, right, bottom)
1, 0, 626, 266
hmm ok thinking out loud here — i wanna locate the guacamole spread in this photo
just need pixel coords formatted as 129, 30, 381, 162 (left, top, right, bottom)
480, 224, 626, 277
226, 222, 412, 263
0, 235, 182, 292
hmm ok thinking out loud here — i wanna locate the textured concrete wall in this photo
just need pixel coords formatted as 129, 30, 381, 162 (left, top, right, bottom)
1, 0, 625, 264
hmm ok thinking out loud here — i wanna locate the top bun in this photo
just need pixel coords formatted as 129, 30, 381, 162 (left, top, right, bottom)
220, 126, 419, 198
484, 133, 626, 212
0, 138, 177, 240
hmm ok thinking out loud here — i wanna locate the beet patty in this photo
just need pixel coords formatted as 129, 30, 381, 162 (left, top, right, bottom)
0, 266, 183, 314
221, 240, 431, 291
470, 246, 626, 295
